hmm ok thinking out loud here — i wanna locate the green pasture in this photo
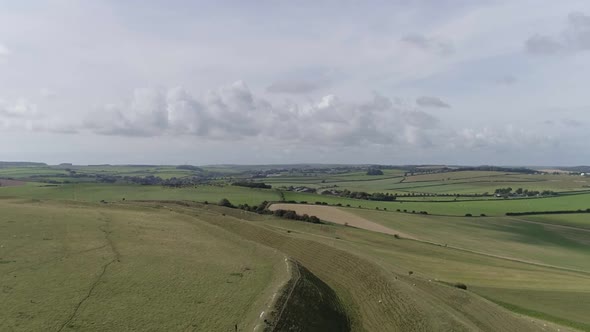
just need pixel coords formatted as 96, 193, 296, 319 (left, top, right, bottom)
521, 213, 590, 230
283, 190, 590, 216
0, 183, 280, 206
0, 199, 288, 331
348, 208, 590, 271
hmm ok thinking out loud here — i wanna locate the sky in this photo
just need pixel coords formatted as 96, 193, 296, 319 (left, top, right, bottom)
1, 0, 589, 166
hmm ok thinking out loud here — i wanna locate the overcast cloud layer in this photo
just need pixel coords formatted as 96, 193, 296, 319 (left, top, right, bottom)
1, 1, 589, 165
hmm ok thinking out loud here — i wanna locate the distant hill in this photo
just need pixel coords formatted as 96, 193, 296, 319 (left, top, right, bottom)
555, 166, 590, 173
0, 161, 47, 168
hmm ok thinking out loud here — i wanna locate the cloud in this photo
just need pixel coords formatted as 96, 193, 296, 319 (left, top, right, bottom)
83, 81, 444, 148
0, 97, 78, 133
0, 43, 8, 56
267, 80, 322, 94
415, 96, 450, 108
495, 75, 517, 85
0, 98, 38, 118
402, 34, 454, 55
452, 126, 555, 150
526, 12, 590, 55
561, 119, 584, 127
525, 35, 563, 55
40, 88, 57, 99
565, 12, 590, 51
83, 83, 560, 154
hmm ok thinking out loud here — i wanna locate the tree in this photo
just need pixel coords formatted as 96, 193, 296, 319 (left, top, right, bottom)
218, 198, 233, 208
366, 168, 384, 176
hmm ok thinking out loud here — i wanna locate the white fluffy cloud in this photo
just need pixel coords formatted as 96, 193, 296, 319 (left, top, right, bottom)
83, 81, 444, 148
0, 98, 78, 133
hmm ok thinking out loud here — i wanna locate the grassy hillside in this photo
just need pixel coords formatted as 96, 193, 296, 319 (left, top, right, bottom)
0, 199, 288, 331
253, 203, 590, 330
166, 202, 575, 331
267, 260, 351, 332
249, 209, 589, 330
347, 208, 590, 271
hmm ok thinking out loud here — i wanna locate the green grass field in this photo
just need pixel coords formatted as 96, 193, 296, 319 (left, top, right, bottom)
0, 199, 289, 331
261, 169, 590, 196
1, 166, 588, 331
348, 208, 590, 271
0, 183, 280, 206
283, 190, 590, 216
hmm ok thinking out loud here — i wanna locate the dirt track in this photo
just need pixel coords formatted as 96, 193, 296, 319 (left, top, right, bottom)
269, 204, 415, 239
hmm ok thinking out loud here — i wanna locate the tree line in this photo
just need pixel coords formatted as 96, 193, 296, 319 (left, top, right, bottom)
322, 189, 396, 201
218, 199, 323, 224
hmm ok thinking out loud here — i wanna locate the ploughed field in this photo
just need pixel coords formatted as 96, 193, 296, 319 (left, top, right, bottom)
1, 165, 589, 331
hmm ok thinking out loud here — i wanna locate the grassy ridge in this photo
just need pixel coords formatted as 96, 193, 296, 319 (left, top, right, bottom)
259, 214, 590, 330
268, 261, 351, 332
179, 203, 567, 331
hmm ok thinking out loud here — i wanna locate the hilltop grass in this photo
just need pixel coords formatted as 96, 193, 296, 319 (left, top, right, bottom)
0, 199, 288, 331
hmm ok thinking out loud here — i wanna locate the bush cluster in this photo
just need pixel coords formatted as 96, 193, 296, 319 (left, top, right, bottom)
218, 199, 323, 224
232, 181, 272, 189
272, 209, 321, 224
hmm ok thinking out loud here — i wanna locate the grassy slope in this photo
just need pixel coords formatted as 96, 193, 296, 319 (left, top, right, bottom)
236, 210, 589, 331
522, 214, 590, 230
268, 261, 351, 332
169, 203, 574, 332
0, 199, 288, 331
347, 208, 590, 272
343, 208, 590, 330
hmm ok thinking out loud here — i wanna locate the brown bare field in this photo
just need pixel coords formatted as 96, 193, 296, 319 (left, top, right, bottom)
269, 203, 415, 239
0, 179, 25, 187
